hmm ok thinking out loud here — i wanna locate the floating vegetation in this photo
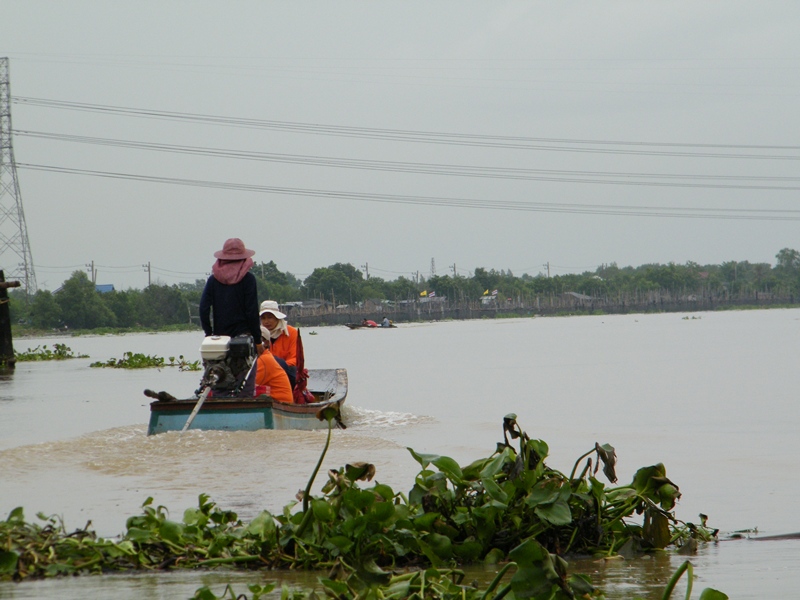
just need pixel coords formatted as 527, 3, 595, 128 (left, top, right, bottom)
14, 344, 88, 362
0, 413, 725, 599
191, 561, 728, 600
89, 352, 201, 370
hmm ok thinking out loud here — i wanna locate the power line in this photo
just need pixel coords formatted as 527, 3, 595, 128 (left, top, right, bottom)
16, 163, 800, 221
12, 96, 800, 159
14, 129, 800, 188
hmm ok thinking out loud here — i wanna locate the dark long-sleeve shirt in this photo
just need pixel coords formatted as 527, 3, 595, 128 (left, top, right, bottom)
199, 272, 260, 342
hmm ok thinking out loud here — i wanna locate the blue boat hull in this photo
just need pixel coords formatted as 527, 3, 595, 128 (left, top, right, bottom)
147, 368, 347, 435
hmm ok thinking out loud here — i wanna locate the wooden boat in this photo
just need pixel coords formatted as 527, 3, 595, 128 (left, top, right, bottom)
147, 368, 347, 435
345, 322, 396, 329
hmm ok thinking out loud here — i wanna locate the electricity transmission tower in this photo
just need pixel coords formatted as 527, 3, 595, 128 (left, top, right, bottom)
0, 57, 36, 293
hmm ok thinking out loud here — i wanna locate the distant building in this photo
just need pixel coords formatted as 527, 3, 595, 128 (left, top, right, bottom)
560, 291, 602, 306
52, 283, 116, 294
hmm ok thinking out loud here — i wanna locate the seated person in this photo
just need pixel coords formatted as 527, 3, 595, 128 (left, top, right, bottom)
255, 347, 293, 403
260, 300, 300, 387
381, 316, 391, 327
361, 318, 378, 327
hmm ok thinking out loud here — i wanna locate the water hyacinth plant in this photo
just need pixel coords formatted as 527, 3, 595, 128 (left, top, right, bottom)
0, 413, 724, 599
14, 343, 88, 361
89, 352, 200, 370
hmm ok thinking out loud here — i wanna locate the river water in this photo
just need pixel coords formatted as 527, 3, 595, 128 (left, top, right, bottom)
1, 310, 799, 598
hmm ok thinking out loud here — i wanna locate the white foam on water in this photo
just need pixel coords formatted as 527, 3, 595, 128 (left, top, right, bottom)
340, 404, 435, 429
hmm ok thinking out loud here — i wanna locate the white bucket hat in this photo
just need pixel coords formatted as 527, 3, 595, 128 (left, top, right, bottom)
259, 300, 286, 320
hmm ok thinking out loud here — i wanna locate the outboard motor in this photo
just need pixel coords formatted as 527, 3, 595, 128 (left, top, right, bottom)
197, 335, 256, 397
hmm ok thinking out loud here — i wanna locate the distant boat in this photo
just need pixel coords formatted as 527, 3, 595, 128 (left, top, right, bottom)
345, 322, 396, 329
146, 368, 347, 435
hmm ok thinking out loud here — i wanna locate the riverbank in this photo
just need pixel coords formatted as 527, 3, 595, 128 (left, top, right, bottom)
291, 296, 800, 327
11, 299, 799, 338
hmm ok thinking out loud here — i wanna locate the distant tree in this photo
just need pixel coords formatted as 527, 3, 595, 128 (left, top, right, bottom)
381, 276, 420, 301
137, 284, 187, 327
28, 290, 62, 329
775, 248, 800, 292
303, 263, 364, 303
255, 260, 289, 286
776, 248, 800, 273
56, 271, 117, 329
101, 290, 140, 328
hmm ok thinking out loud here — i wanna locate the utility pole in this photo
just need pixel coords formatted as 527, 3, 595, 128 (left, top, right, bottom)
544, 262, 550, 278
451, 263, 457, 277
143, 261, 151, 287
86, 261, 96, 284
0, 58, 37, 295
361, 262, 369, 279
430, 258, 436, 279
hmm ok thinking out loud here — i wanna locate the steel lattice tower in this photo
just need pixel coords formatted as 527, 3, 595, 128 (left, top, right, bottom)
0, 58, 36, 294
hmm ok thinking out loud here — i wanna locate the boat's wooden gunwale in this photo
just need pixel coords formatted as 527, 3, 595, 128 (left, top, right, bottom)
149, 398, 274, 412
149, 398, 343, 414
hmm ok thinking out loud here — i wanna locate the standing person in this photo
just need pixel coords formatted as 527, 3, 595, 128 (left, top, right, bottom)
259, 300, 299, 388
199, 238, 263, 395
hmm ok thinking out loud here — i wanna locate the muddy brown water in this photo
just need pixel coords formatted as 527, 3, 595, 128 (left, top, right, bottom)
1, 310, 799, 598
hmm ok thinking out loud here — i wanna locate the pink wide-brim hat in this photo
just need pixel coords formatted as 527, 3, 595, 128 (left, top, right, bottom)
214, 238, 255, 260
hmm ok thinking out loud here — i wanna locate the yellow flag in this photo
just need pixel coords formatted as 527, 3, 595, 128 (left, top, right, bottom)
483, 289, 489, 295
420, 290, 428, 297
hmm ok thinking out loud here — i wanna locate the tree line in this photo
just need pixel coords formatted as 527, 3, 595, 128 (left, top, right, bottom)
9, 248, 800, 331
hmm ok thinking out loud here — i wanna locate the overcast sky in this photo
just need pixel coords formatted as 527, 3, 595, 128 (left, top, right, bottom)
1, 1, 798, 291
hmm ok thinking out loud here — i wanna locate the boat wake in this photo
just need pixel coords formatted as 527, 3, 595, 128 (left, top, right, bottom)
340, 405, 435, 430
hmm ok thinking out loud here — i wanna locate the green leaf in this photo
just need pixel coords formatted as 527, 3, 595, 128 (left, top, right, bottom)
190, 586, 217, 600
324, 535, 354, 553
480, 450, 511, 480
246, 511, 277, 540
527, 438, 550, 460
344, 488, 376, 511
159, 520, 184, 545
526, 480, 561, 508
355, 559, 392, 585
312, 499, 336, 522
534, 499, 573, 526
508, 537, 549, 564
569, 573, 596, 595
6, 507, 24, 523
699, 589, 729, 600
372, 483, 396, 501
368, 501, 396, 523
125, 527, 155, 542
632, 463, 667, 493
482, 477, 509, 504
0, 551, 19, 575
431, 455, 464, 482
407, 447, 441, 469
423, 533, 453, 560
510, 565, 556, 599
384, 578, 412, 599
483, 547, 505, 565
452, 540, 483, 561
413, 512, 440, 531
320, 578, 351, 595
658, 483, 681, 511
